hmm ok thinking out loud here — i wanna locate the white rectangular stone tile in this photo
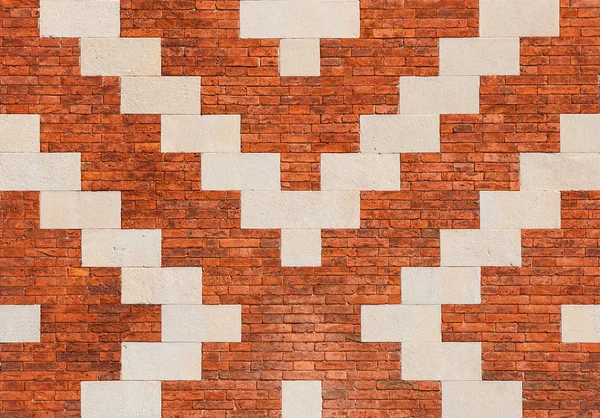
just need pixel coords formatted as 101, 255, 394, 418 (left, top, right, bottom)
361, 305, 441, 342
40, 191, 121, 230
80, 381, 161, 418
162, 305, 242, 342
0, 305, 40, 343
402, 267, 481, 305
241, 191, 360, 229
121, 342, 202, 381
480, 191, 561, 230
562, 305, 600, 343
440, 229, 521, 267
279, 39, 320, 77
439, 38, 520, 76
520, 153, 600, 191
121, 267, 203, 305
161, 115, 241, 153
0, 114, 40, 153
480, 0, 560, 37
282, 380, 322, 418
560, 114, 600, 153
81, 229, 161, 267
80, 38, 161, 76
321, 153, 400, 191
399, 76, 480, 115
240, 1, 360, 39
39, 0, 120, 38
121, 76, 201, 115
281, 229, 321, 267
402, 342, 481, 381
360, 114, 440, 153
442, 381, 523, 418
0, 153, 81, 191
201, 153, 280, 190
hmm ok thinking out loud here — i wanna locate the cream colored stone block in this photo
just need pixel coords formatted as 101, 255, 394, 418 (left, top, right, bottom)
480, 0, 560, 37
279, 39, 320, 77
0, 114, 40, 153
81, 229, 161, 267
321, 153, 400, 191
520, 153, 600, 191
402, 342, 481, 381
282, 380, 322, 418
40, 191, 121, 230
360, 114, 440, 153
80, 381, 161, 418
161, 115, 241, 153
162, 305, 242, 342
121, 76, 201, 115
440, 229, 521, 267
281, 229, 321, 267
562, 305, 600, 343
401, 267, 481, 305
480, 191, 561, 230
121, 267, 203, 305
201, 153, 280, 191
439, 38, 520, 76
361, 305, 441, 342
399, 76, 480, 115
0, 153, 81, 191
560, 114, 600, 153
241, 191, 360, 229
240, 1, 360, 39
442, 381, 523, 418
0, 305, 40, 343
121, 342, 202, 381
80, 38, 161, 77
39, 0, 120, 38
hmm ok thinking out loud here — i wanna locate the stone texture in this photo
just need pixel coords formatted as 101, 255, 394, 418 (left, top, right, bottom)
360, 114, 440, 153
121, 76, 201, 115
320, 153, 401, 191
161, 115, 241, 153
162, 305, 242, 342
439, 38, 520, 76
39, 191, 121, 229
280, 229, 322, 267
0, 114, 40, 153
401, 267, 481, 305
562, 305, 600, 343
560, 114, 600, 152
442, 381, 523, 418
0, 153, 81, 191
0, 305, 40, 343
39, 0, 120, 38
361, 305, 441, 342
201, 153, 280, 190
279, 39, 321, 77
399, 76, 480, 115
81, 229, 161, 267
121, 342, 203, 381
520, 153, 600, 191
80, 381, 161, 418
80, 38, 162, 76
480, 0, 560, 37
401, 342, 481, 381
479, 191, 561, 230
440, 229, 522, 267
281, 380, 322, 418
121, 267, 203, 305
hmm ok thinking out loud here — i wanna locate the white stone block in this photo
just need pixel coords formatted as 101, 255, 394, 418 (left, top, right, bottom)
402, 342, 481, 381
121, 76, 201, 115
560, 114, 600, 153
121, 267, 203, 305
241, 191, 360, 229
39, 0, 120, 38
480, 0, 560, 37
399, 76, 480, 115
81, 229, 161, 268
439, 38, 520, 76
0, 153, 81, 191
240, 1, 360, 39
562, 305, 600, 343
401, 267, 481, 305
480, 191, 561, 230
0, 114, 40, 153
360, 114, 440, 153
40, 191, 121, 230
80, 381, 161, 418
281, 229, 321, 267
440, 229, 521, 267
282, 380, 322, 418
121, 342, 202, 381
520, 153, 600, 191
201, 153, 280, 191
0, 305, 40, 343
162, 305, 242, 342
279, 39, 320, 77
80, 38, 161, 77
161, 115, 241, 153
320, 153, 400, 191
361, 305, 441, 342
442, 381, 523, 418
